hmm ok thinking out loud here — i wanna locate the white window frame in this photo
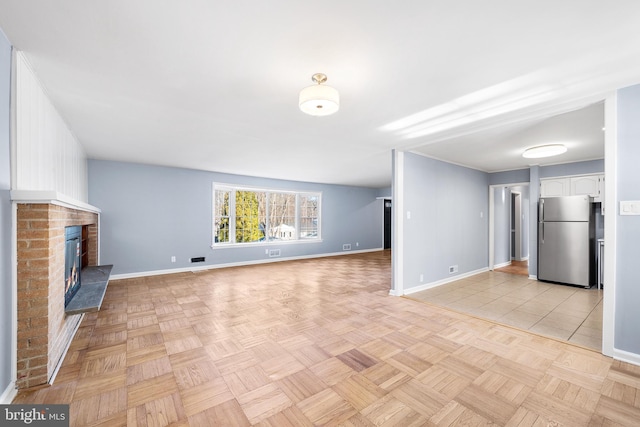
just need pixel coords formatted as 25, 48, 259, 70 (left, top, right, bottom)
212, 183, 322, 247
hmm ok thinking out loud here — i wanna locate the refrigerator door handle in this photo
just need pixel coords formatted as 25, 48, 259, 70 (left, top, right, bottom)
539, 199, 544, 222
541, 222, 544, 244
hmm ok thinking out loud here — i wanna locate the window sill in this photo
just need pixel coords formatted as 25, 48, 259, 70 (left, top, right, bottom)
211, 239, 323, 249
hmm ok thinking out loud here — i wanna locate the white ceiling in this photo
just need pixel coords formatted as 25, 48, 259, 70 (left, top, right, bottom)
1, 1, 639, 188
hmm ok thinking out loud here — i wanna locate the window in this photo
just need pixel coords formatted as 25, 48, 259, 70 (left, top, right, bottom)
213, 184, 321, 245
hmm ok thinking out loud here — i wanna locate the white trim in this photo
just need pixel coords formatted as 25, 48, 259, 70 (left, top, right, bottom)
602, 93, 616, 358
47, 314, 83, 385
378, 198, 385, 250
0, 380, 17, 404
391, 150, 404, 296
212, 183, 321, 246
111, 248, 384, 280
539, 170, 605, 181
8, 202, 17, 403
489, 186, 494, 270
511, 190, 522, 261
493, 261, 511, 269
403, 267, 490, 296
612, 348, 640, 367
10, 190, 101, 213
211, 238, 323, 250
528, 275, 537, 280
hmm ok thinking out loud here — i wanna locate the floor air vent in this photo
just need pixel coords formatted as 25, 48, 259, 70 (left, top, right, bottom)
190, 257, 205, 263
269, 249, 281, 257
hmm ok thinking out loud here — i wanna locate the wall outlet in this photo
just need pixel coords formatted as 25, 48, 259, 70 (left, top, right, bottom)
343, 244, 351, 251
449, 265, 458, 274
171, 256, 176, 263
269, 249, 281, 257
420, 274, 424, 283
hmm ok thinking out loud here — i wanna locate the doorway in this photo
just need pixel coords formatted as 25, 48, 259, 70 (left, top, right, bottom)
489, 183, 529, 274
511, 191, 521, 261
383, 199, 391, 249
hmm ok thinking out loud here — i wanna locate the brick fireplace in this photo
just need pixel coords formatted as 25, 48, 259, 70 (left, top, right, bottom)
16, 203, 98, 389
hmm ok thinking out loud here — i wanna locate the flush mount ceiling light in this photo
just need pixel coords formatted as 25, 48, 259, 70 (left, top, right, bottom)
299, 73, 339, 116
522, 144, 568, 159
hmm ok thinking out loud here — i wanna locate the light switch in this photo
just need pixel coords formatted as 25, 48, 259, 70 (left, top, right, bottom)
620, 201, 640, 215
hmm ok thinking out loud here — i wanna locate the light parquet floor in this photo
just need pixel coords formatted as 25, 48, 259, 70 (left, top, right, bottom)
13, 251, 640, 426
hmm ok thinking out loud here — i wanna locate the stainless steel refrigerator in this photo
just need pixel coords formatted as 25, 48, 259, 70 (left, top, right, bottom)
538, 195, 596, 288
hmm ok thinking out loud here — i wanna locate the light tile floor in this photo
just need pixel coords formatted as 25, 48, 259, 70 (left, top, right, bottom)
407, 270, 603, 351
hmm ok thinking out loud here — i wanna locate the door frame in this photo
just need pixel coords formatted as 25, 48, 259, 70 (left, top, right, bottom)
511, 191, 521, 261
488, 182, 529, 272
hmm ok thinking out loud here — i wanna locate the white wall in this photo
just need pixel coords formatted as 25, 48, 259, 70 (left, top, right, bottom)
13, 52, 88, 201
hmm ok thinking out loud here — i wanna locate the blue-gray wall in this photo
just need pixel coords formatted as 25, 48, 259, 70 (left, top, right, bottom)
489, 168, 530, 186
540, 159, 604, 178
615, 84, 640, 355
0, 29, 12, 399
376, 187, 391, 199
88, 160, 385, 276
401, 152, 489, 290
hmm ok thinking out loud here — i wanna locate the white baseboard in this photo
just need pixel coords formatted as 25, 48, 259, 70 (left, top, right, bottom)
402, 267, 489, 296
529, 275, 537, 280
0, 380, 17, 404
493, 261, 511, 269
613, 348, 640, 367
111, 248, 384, 280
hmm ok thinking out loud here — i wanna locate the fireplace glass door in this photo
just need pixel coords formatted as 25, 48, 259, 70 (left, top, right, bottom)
64, 226, 82, 306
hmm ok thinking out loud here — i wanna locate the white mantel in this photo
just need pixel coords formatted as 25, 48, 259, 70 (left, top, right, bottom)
11, 190, 101, 214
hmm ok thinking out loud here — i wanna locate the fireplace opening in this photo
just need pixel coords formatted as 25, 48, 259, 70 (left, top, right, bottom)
64, 225, 82, 307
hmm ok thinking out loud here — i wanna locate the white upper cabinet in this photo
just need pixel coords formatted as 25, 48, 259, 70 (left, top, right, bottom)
540, 178, 570, 197
540, 174, 604, 203
570, 175, 604, 202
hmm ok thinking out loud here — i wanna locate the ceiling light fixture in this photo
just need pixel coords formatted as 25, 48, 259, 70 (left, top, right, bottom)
299, 73, 339, 116
522, 144, 568, 159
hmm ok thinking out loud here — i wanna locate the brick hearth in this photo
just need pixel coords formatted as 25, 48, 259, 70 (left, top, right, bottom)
16, 203, 98, 389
